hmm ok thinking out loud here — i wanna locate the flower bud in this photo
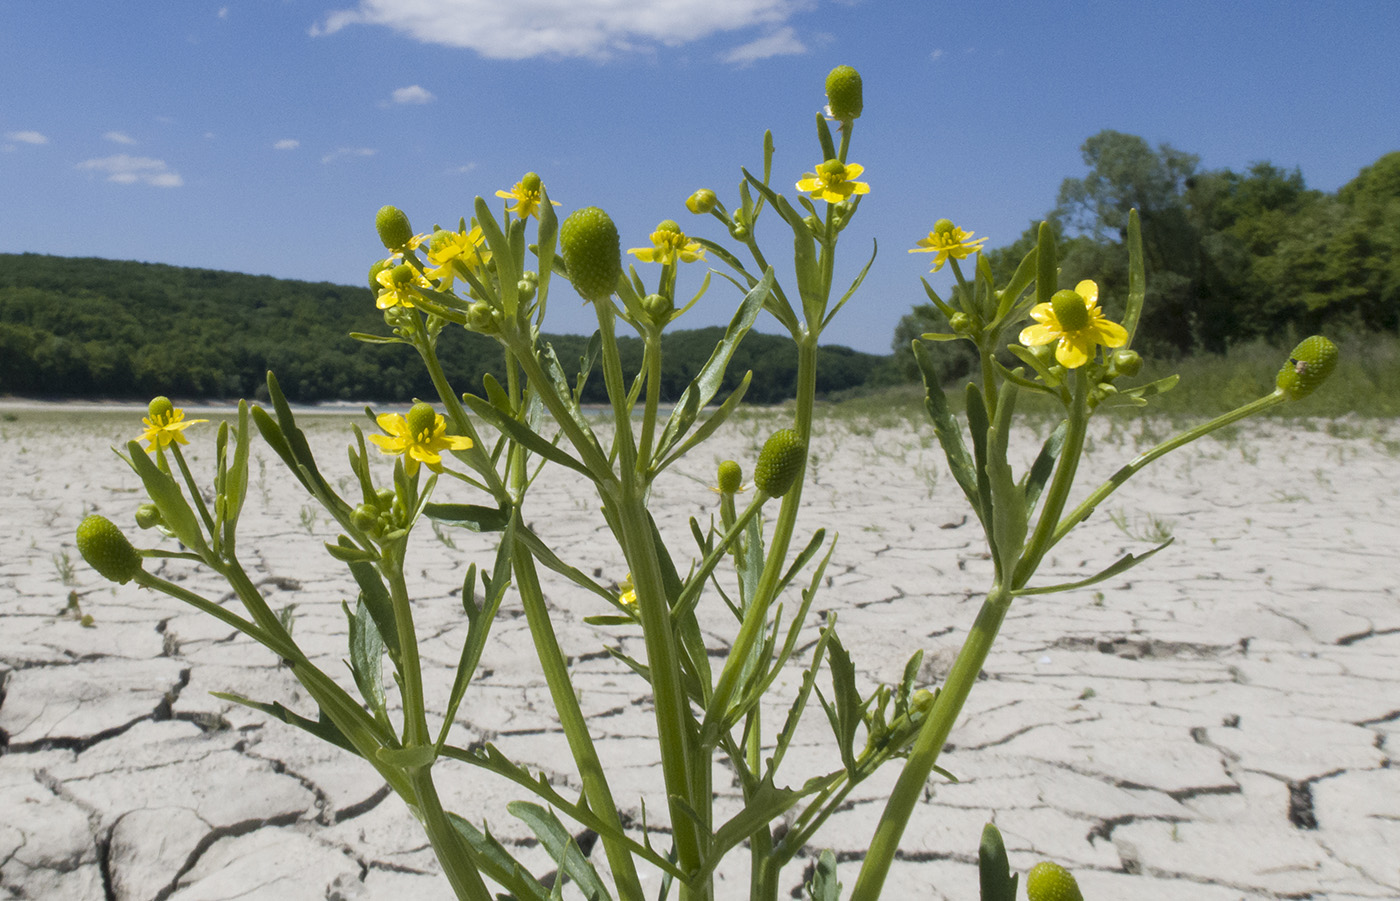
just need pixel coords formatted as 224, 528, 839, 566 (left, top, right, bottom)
716, 460, 743, 494
375, 205, 414, 250
76, 514, 143, 585
948, 312, 972, 335
134, 504, 162, 530
466, 300, 498, 334
641, 293, 674, 326
824, 65, 863, 120
368, 259, 392, 292
1026, 861, 1084, 901
559, 207, 622, 303
351, 503, 380, 534
1276, 335, 1338, 401
1109, 348, 1142, 378
686, 189, 717, 214
753, 428, 806, 497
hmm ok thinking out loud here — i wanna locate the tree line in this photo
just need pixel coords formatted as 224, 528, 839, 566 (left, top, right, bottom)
0, 253, 897, 403
895, 135, 1400, 381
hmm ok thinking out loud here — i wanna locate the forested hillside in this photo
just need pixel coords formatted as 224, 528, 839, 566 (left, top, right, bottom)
895, 139, 1400, 381
0, 254, 895, 403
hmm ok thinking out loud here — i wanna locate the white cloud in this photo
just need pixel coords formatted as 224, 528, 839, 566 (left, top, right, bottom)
391, 84, 435, 104
312, 0, 804, 60
929, 48, 944, 62
322, 147, 377, 164
6, 130, 48, 145
104, 131, 138, 145
76, 154, 183, 187
720, 25, 805, 65
274, 139, 300, 150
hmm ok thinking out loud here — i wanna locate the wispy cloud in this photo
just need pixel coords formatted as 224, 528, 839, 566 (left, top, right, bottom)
104, 131, 138, 145
274, 139, 300, 150
390, 84, 435, 104
322, 147, 376, 164
5, 131, 48, 147
76, 154, 183, 187
721, 25, 805, 65
312, 0, 802, 60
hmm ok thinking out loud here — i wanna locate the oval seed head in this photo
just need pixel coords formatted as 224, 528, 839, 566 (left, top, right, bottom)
716, 460, 743, 494
375, 205, 414, 250
1276, 335, 1338, 400
686, 189, 717, 214
1025, 861, 1084, 901
406, 402, 438, 440
148, 395, 175, 420
76, 514, 143, 585
520, 171, 542, 193
825, 65, 863, 120
753, 428, 806, 497
559, 206, 622, 303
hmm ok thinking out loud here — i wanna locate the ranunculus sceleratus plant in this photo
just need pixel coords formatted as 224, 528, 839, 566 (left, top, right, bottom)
78, 65, 1337, 900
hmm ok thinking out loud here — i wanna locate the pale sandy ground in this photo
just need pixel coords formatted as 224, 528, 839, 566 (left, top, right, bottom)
2, 400, 1398, 900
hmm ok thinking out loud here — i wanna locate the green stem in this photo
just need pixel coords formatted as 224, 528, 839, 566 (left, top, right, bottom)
637, 331, 663, 474
510, 526, 647, 901
850, 584, 1013, 901
410, 766, 495, 901
1049, 389, 1288, 550
416, 330, 508, 501
1011, 368, 1090, 589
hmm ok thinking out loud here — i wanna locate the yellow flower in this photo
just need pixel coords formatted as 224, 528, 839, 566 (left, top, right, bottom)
1019, 280, 1129, 369
618, 573, 637, 608
909, 219, 989, 272
139, 396, 207, 451
796, 159, 869, 203
375, 263, 427, 310
495, 172, 560, 220
425, 226, 490, 291
368, 403, 473, 476
628, 220, 704, 265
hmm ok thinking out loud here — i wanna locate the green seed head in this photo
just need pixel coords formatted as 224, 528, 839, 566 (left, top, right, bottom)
520, 171, 542, 193
716, 460, 743, 494
406, 402, 438, 440
148, 396, 174, 420
375, 205, 414, 250
1276, 335, 1338, 400
559, 206, 622, 303
686, 189, 717, 214
1051, 289, 1090, 332
654, 219, 681, 235
753, 429, 806, 497
1026, 861, 1084, 901
932, 218, 955, 237
824, 65, 863, 120
76, 514, 143, 585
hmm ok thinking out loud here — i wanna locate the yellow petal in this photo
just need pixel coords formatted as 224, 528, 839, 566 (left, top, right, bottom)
1075, 280, 1098, 305
1055, 335, 1092, 369
1019, 323, 1060, 346
1089, 319, 1129, 347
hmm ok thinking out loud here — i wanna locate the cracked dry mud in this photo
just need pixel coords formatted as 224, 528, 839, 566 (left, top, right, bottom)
3, 404, 1398, 900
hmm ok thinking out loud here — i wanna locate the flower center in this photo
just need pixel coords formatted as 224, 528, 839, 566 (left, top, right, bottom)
1051, 289, 1091, 332
406, 403, 438, 442
817, 159, 847, 184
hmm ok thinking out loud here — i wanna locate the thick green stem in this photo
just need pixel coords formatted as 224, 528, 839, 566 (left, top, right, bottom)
850, 585, 1013, 901
510, 532, 647, 901
411, 766, 495, 901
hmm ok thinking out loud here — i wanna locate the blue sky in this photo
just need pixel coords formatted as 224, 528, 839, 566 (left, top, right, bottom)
3, 1, 1398, 354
